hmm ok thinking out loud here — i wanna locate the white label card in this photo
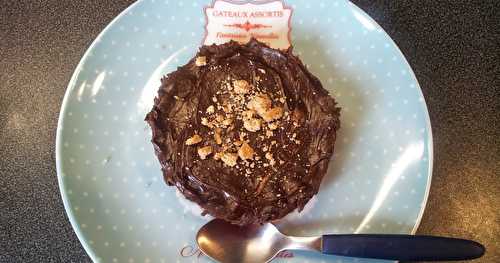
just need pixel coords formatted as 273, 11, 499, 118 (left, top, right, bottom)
204, 0, 293, 49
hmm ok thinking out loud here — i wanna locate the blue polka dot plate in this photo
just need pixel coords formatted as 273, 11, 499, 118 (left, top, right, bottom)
56, 1, 433, 262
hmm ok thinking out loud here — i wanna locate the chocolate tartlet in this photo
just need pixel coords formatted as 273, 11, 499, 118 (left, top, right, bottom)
145, 39, 340, 225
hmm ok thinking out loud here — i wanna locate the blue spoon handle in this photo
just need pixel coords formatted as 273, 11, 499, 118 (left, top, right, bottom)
321, 234, 485, 261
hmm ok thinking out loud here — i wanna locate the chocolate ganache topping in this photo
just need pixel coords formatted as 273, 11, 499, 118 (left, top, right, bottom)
145, 39, 341, 225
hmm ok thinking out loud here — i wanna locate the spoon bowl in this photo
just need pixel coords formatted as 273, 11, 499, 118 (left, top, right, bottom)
197, 219, 320, 263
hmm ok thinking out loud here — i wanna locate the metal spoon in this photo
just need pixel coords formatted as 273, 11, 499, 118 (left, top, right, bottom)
197, 219, 484, 263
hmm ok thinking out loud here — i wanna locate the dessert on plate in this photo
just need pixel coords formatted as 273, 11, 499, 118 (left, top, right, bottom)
146, 38, 340, 225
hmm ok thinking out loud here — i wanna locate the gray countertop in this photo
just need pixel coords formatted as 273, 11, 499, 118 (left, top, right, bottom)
1, 1, 498, 262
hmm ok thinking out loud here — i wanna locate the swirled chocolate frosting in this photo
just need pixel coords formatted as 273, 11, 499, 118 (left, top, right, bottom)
145, 39, 340, 225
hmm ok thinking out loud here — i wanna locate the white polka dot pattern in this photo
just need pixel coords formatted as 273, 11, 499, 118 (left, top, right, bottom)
56, 0, 432, 262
